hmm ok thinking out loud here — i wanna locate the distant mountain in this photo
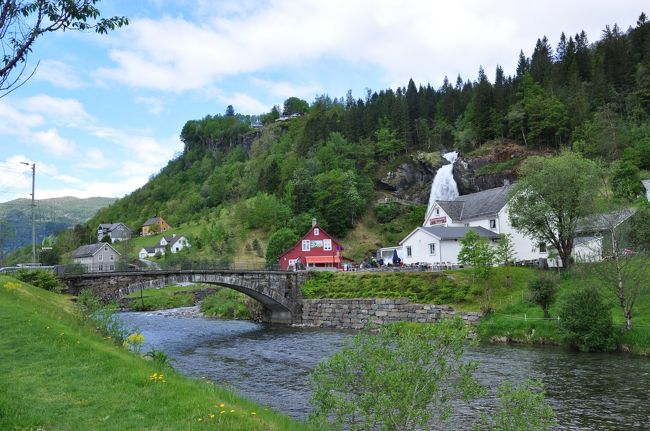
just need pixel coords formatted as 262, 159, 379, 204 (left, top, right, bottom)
0, 196, 117, 254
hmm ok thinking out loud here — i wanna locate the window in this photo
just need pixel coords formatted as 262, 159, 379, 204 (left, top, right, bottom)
406, 246, 412, 257
314, 228, 319, 236
302, 240, 310, 251
539, 242, 547, 253
464, 223, 469, 227
98, 254, 103, 261
104, 246, 108, 251
429, 243, 436, 255
489, 219, 496, 229
110, 255, 114, 260
109, 265, 114, 271
323, 239, 332, 251
435, 209, 440, 215
98, 264, 103, 271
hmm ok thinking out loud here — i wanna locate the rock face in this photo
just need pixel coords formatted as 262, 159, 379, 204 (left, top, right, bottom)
453, 143, 534, 194
378, 152, 444, 203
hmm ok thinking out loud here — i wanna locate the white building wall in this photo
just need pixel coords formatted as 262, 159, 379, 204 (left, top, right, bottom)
439, 240, 464, 264
401, 230, 441, 266
497, 204, 548, 261
573, 238, 603, 262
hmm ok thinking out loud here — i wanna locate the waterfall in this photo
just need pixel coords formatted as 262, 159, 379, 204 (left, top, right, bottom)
425, 151, 459, 218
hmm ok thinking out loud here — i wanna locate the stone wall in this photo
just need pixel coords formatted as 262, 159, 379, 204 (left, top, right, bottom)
301, 298, 482, 329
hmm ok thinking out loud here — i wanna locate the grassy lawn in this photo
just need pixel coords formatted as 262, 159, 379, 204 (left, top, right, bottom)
0, 276, 315, 431
301, 267, 538, 312
124, 283, 211, 311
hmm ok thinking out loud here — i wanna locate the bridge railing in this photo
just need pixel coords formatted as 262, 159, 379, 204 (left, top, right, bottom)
54, 260, 283, 276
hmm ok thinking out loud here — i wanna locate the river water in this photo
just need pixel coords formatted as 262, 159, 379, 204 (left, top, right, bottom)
116, 309, 650, 430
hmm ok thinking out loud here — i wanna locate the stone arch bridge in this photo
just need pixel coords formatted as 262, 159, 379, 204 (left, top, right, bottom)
60, 270, 308, 324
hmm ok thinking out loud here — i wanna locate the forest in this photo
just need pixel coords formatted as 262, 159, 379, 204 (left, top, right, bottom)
35, 13, 650, 265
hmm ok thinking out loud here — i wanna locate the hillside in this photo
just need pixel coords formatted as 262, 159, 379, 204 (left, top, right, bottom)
0, 196, 116, 256
46, 14, 650, 265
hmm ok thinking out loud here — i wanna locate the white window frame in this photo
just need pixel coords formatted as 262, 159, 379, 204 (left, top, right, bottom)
489, 219, 496, 229
302, 240, 311, 251
435, 208, 440, 215
323, 239, 332, 251
98, 254, 103, 261
314, 228, 319, 236
429, 243, 436, 255
406, 246, 412, 257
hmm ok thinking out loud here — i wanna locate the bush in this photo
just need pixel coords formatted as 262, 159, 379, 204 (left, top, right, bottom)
557, 287, 617, 352
375, 202, 401, 224
200, 289, 251, 319
14, 269, 62, 293
528, 275, 558, 318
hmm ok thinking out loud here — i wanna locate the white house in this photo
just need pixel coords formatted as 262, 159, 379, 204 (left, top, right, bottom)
422, 184, 548, 262
399, 226, 499, 266
381, 184, 549, 266
138, 234, 191, 259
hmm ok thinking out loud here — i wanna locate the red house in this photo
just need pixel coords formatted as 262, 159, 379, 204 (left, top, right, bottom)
279, 219, 343, 271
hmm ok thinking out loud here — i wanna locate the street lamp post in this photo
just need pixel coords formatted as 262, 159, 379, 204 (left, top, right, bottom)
20, 162, 36, 266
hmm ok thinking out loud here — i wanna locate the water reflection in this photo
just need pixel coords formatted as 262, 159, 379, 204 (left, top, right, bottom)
116, 309, 650, 430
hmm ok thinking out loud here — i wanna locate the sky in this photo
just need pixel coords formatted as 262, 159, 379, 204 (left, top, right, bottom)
0, 0, 647, 203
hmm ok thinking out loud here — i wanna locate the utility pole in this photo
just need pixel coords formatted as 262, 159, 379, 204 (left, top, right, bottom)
21, 162, 36, 266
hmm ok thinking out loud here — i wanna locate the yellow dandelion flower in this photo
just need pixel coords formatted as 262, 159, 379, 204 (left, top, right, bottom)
220, 410, 225, 414
208, 413, 215, 419
251, 412, 256, 415
229, 409, 235, 413
198, 418, 202, 422
219, 403, 225, 408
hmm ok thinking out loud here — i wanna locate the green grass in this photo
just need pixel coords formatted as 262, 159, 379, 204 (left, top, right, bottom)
124, 283, 209, 311
477, 264, 650, 355
301, 267, 537, 312
474, 156, 524, 176
0, 276, 315, 430
200, 289, 251, 319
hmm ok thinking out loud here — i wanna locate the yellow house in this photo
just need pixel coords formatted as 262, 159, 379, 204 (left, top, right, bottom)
141, 216, 171, 236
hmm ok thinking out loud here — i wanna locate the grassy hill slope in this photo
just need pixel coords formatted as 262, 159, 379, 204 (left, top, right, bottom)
0, 277, 314, 430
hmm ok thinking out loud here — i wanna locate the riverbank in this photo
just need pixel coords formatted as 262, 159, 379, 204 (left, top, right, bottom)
301, 267, 650, 355
0, 275, 314, 430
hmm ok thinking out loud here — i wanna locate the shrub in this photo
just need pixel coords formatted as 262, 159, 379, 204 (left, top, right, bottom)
557, 287, 617, 352
14, 269, 62, 293
375, 202, 401, 224
200, 289, 251, 319
528, 275, 558, 318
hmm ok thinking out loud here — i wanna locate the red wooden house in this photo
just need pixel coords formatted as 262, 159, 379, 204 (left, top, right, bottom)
278, 219, 343, 271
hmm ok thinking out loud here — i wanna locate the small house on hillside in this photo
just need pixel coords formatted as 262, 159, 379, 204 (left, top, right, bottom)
279, 219, 343, 271
71, 243, 120, 272
97, 223, 132, 243
138, 234, 191, 259
141, 216, 171, 236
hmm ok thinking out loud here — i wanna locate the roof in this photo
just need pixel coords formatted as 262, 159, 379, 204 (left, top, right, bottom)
140, 246, 157, 253
162, 235, 184, 247
143, 216, 165, 226
278, 224, 342, 259
71, 243, 120, 258
436, 184, 512, 222
576, 208, 636, 233
400, 226, 499, 245
98, 223, 131, 233
574, 236, 601, 246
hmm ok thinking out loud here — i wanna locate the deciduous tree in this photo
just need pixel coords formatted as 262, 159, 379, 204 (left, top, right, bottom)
508, 151, 600, 270
0, 0, 128, 95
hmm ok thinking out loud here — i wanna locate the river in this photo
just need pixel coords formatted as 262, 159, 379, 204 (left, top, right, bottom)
116, 309, 650, 430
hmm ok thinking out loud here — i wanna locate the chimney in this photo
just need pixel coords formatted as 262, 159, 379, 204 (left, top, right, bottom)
312, 218, 317, 227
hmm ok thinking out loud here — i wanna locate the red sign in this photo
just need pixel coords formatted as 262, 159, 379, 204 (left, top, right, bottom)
429, 216, 446, 225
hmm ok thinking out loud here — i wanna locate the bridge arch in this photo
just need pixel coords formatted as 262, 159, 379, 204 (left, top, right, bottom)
61, 270, 307, 324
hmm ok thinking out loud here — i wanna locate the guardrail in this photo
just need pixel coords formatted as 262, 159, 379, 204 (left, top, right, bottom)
50, 261, 284, 276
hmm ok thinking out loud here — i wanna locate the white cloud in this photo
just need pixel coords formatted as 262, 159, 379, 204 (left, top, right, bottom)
0, 102, 44, 136
19, 95, 93, 127
135, 96, 165, 114
250, 78, 323, 101
32, 128, 76, 156
96, 0, 647, 93
0, 155, 33, 201
220, 92, 269, 114
34, 60, 85, 89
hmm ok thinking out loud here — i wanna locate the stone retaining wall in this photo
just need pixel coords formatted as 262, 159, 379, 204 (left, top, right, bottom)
301, 298, 482, 329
